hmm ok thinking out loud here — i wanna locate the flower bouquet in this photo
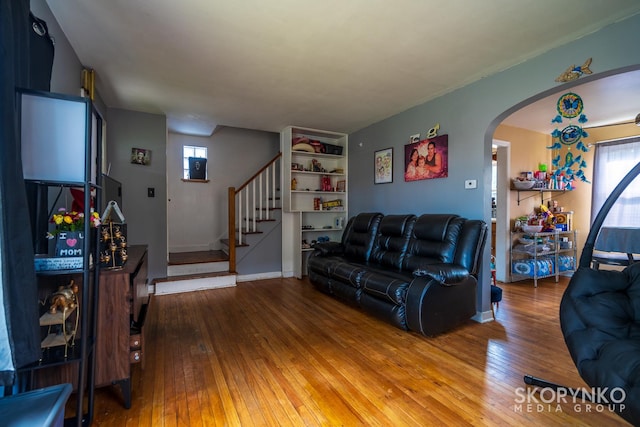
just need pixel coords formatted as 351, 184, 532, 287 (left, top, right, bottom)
47, 208, 101, 257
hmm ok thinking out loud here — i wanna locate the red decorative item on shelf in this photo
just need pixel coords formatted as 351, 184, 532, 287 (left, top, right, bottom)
321, 175, 332, 192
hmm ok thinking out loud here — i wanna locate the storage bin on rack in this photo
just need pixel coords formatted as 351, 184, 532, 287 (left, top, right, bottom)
511, 255, 575, 277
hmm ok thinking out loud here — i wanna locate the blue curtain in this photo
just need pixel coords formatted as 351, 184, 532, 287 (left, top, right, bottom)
0, 0, 44, 387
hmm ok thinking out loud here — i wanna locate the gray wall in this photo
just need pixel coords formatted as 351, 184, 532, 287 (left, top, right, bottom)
348, 13, 640, 317
106, 109, 168, 280
167, 126, 280, 254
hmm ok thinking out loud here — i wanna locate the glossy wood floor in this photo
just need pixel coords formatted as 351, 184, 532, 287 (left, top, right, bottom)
85, 276, 627, 426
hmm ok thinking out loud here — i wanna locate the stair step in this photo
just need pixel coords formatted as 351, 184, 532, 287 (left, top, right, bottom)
168, 250, 228, 265
220, 238, 249, 247
153, 271, 236, 295
242, 218, 277, 223
167, 259, 229, 277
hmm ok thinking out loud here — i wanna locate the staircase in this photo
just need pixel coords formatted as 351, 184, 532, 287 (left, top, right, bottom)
154, 153, 282, 295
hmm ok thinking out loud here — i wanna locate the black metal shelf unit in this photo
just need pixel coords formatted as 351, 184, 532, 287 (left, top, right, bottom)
17, 88, 103, 427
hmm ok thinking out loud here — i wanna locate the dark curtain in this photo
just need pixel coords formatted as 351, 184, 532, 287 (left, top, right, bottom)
0, 0, 46, 386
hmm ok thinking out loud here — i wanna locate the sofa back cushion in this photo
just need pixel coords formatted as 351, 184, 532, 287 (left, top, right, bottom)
371, 214, 416, 270
453, 219, 487, 276
342, 212, 383, 262
402, 214, 464, 271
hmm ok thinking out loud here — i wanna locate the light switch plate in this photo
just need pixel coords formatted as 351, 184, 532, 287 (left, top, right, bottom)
464, 179, 477, 189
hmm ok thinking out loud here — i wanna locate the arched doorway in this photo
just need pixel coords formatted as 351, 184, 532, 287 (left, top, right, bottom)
486, 64, 640, 285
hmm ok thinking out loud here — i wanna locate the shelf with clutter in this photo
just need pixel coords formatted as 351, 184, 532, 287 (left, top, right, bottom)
510, 203, 577, 287
511, 166, 572, 205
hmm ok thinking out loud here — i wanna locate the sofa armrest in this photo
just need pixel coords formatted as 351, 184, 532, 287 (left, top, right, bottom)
313, 241, 345, 257
412, 264, 470, 284
405, 275, 476, 336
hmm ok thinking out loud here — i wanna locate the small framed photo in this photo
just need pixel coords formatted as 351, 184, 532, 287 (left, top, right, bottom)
336, 180, 346, 192
374, 148, 393, 184
131, 147, 151, 166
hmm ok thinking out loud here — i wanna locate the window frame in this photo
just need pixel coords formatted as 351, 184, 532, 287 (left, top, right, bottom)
182, 145, 208, 181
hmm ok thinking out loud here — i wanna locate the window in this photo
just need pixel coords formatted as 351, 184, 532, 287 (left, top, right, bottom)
591, 136, 640, 227
183, 145, 207, 180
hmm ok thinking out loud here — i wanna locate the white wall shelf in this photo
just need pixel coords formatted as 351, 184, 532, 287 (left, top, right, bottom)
281, 126, 348, 278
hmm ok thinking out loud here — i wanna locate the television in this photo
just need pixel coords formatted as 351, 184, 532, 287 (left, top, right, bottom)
101, 174, 122, 214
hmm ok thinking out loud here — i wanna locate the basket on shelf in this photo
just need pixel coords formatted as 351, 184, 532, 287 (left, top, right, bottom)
512, 179, 536, 190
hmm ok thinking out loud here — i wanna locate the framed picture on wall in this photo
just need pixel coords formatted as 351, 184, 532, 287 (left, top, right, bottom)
374, 148, 393, 184
131, 147, 151, 165
404, 134, 448, 182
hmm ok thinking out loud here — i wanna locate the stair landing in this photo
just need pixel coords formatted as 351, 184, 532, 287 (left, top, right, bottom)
156, 250, 235, 295
169, 250, 228, 264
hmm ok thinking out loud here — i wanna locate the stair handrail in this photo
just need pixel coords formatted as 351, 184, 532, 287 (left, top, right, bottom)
235, 152, 282, 194
228, 152, 282, 272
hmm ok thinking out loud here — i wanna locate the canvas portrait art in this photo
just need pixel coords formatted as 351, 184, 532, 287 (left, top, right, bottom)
404, 134, 448, 182
131, 148, 151, 166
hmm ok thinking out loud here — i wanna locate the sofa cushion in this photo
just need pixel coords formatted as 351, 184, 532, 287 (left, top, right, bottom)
342, 213, 383, 263
402, 214, 464, 272
308, 257, 368, 288
402, 214, 469, 282
453, 219, 487, 276
371, 214, 416, 270
360, 267, 412, 305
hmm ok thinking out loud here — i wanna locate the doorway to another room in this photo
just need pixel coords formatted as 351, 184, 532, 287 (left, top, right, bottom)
492, 140, 510, 283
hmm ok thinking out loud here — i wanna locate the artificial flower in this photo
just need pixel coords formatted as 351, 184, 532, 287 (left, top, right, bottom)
47, 208, 101, 239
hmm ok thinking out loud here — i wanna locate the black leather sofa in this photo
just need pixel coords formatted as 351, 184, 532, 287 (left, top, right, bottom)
307, 212, 487, 336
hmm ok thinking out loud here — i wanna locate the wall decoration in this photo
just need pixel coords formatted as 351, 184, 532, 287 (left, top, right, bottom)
404, 134, 448, 182
374, 148, 393, 184
131, 147, 151, 165
547, 92, 590, 190
426, 123, 440, 139
188, 157, 207, 179
409, 134, 420, 144
555, 57, 592, 82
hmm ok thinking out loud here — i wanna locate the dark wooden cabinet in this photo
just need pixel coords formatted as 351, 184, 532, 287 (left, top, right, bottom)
94, 245, 149, 408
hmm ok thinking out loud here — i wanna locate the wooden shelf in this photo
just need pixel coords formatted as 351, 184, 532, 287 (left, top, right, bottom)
39, 307, 76, 326
41, 332, 75, 349
291, 151, 344, 159
512, 188, 567, 205
290, 170, 345, 176
302, 227, 343, 232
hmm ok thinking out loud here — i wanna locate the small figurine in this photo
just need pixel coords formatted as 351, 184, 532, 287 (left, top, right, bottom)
49, 280, 79, 314
555, 58, 592, 82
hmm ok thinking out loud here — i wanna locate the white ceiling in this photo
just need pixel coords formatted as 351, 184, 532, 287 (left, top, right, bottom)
45, 0, 640, 136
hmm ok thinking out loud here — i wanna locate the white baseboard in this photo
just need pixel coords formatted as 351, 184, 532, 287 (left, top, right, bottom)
167, 261, 229, 276
473, 310, 495, 323
237, 271, 282, 282
155, 274, 236, 295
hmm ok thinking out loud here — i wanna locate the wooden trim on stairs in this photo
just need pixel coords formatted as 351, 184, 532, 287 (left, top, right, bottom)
228, 186, 236, 273
236, 152, 282, 193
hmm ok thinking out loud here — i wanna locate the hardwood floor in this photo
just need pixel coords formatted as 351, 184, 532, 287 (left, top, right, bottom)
84, 276, 628, 426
